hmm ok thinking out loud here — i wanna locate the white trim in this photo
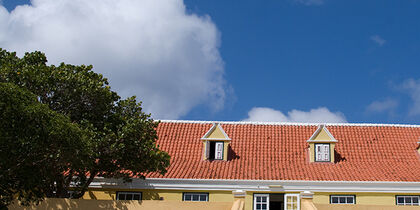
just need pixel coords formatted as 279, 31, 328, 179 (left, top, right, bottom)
307, 124, 337, 142
183, 192, 209, 202
300, 191, 314, 199
201, 123, 231, 141
158, 119, 420, 128
254, 194, 269, 210
233, 190, 246, 198
306, 140, 338, 143
89, 177, 420, 193
330, 195, 355, 204
285, 193, 300, 210
396, 195, 420, 206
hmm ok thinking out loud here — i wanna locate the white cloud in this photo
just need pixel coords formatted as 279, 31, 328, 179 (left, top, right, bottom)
370, 35, 386, 46
401, 78, 420, 116
243, 107, 347, 123
294, 0, 324, 6
0, 0, 227, 119
366, 98, 398, 113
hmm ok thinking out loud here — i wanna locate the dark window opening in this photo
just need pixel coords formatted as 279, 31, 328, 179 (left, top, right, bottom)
207, 141, 223, 160
116, 192, 142, 201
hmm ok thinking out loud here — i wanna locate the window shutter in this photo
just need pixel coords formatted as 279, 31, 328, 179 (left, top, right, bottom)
324, 145, 329, 160
315, 144, 330, 162
205, 141, 210, 159
284, 194, 300, 210
215, 142, 223, 160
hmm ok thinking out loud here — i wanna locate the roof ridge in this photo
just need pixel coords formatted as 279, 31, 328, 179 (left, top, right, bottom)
157, 119, 420, 128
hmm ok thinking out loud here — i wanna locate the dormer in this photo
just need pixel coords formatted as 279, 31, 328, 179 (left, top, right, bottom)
417, 141, 420, 155
201, 123, 231, 161
307, 124, 338, 163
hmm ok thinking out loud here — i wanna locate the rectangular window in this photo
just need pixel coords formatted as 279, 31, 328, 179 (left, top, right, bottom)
254, 194, 269, 210
285, 194, 300, 210
396, 195, 420, 205
315, 143, 330, 162
116, 192, 142, 201
330, 195, 355, 204
183, 193, 209, 201
207, 141, 224, 160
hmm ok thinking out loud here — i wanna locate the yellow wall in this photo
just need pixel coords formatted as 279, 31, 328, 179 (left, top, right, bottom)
82, 189, 420, 209
313, 129, 332, 140
223, 141, 229, 161
207, 126, 227, 139
8, 198, 232, 210
313, 192, 420, 206
83, 189, 234, 202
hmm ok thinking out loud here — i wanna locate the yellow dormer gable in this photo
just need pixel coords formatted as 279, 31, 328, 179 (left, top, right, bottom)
312, 128, 334, 141
206, 125, 228, 139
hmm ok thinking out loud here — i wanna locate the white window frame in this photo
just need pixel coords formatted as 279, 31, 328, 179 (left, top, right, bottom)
254, 194, 269, 210
183, 192, 209, 202
315, 143, 330, 162
215, 142, 224, 160
330, 195, 355, 204
396, 195, 420, 206
116, 191, 142, 200
284, 193, 300, 210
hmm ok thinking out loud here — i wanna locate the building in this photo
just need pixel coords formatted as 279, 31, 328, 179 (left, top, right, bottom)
84, 120, 420, 210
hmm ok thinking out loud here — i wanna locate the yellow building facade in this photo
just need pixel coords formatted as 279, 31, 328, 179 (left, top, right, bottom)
80, 121, 420, 210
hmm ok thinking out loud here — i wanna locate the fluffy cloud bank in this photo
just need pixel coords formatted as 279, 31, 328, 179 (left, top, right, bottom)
366, 98, 398, 113
0, 0, 227, 119
243, 107, 347, 123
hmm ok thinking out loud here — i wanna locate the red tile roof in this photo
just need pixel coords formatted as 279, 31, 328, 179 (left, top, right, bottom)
147, 121, 420, 182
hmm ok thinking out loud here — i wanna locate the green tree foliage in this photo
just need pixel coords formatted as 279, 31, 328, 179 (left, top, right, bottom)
0, 49, 170, 207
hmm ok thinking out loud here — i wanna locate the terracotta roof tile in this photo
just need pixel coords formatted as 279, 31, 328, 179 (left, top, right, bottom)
145, 121, 420, 182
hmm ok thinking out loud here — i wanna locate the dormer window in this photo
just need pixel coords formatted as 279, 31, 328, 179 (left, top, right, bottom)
201, 123, 231, 161
315, 143, 330, 162
307, 125, 338, 163
208, 141, 224, 160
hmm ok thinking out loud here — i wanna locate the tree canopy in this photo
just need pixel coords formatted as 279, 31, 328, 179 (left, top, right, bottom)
0, 49, 170, 207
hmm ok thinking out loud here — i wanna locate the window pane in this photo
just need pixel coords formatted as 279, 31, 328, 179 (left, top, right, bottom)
347, 196, 354, 204
406, 197, 412, 204
262, 204, 267, 210
184, 194, 191, 201
126, 194, 133, 200
397, 197, 404, 204
256, 204, 261, 210
339, 197, 346, 203
413, 197, 419, 204
332, 197, 338, 203
192, 194, 199, 201
199, 195, 207, 201
133, 194, 140, 200
256, 197, 261, 202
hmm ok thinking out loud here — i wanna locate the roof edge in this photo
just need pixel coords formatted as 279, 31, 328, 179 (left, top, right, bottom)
156, 120, 420, 128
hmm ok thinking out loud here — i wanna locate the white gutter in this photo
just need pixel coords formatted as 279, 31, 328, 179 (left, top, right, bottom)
89, 178, 420, 193
158, 119, 420, 128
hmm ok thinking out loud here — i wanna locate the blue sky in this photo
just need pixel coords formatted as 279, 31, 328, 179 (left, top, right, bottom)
2, 0, 420, 123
